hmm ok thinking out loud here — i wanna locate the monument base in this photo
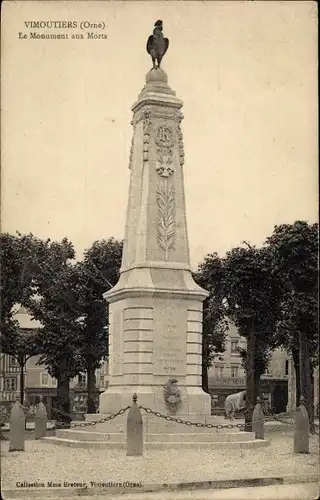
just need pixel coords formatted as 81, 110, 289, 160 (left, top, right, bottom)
43, 413, 270, 449
98, 386, 211, 417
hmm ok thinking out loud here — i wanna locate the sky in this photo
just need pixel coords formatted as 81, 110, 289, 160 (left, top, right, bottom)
1, 1, 318, 269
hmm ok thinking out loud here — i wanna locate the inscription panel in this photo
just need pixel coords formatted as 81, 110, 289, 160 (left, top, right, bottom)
153, 299, 187, 376
111, 310, 124, 376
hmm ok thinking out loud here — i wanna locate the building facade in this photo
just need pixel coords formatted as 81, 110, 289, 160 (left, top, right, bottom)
208, 323, 290, 413
0, 307, 109, 419
2, 309, 317, 417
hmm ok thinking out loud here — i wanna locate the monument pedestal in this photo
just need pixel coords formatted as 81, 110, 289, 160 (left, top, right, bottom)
99, 291, 211, 417
99, 68, 210, 418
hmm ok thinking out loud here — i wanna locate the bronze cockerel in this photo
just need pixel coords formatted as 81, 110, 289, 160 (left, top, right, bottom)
146, 20, 169, 69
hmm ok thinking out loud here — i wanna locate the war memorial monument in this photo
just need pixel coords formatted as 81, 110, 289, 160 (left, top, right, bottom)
45, 22, 267, 449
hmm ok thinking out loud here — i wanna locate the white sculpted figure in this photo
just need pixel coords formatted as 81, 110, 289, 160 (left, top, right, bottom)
224, 390, 246, 420
164, 378, 182, 413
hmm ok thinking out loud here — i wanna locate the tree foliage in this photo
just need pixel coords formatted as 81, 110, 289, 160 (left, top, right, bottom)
75, 238, 123, 412
196, 243, 280, 427
220, 244, 281, 428
266, 221, 318, 429
266, 221, 318, 361
0, 232, 123, 419
194, 253, 229, 392
20, 237, 79, 425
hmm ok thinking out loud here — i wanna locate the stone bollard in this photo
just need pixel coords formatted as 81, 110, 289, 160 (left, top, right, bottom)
35, 396, 47, 439
294, 396, 309, 454
126, 393, 143, 456
9, 396, 25, 452
252, 397, 264, 440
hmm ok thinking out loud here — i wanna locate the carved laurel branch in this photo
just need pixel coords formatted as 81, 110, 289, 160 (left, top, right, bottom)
156, 179, 175, 260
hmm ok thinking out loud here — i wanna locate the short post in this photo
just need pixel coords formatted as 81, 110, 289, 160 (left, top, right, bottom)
23, 399, 28, 430
126, 393, 143, 456
9, 396, 25, 452
294, 395, 309, 454
35, 396, 47, 439
252, 397, 264, 440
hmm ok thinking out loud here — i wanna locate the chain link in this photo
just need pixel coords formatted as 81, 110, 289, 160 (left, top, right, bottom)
15, 399, 317, 433
261, 404, 295, 426
139, 405, 249, 429
137, 404, 306, 430
42, 403, 131, 429
262, 403, 319, 434
68, 406, 131, 428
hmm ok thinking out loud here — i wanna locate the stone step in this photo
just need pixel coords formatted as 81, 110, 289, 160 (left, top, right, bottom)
146, 432, 255, 442
56, 430, 124, 442
42, 437, 125, 449
55, 430, 255, 443
42, 436, 269, 450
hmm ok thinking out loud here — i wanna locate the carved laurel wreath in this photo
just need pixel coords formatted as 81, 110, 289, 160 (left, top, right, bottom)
164, 378, 182, 413
155, 125, 174, 177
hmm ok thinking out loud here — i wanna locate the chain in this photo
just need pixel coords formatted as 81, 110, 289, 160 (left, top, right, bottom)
11, 399, 319, 433
262, 404, 319, 434
138, 405, 268, 430
261, 404, 295, 426
42, 403, 131, 429
138, 404, 304, 430
69, 406, 131, 428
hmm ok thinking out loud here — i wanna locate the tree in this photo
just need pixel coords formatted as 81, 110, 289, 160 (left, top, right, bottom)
23, 237, 80, 427
266, 221, 318, 432
0, 325, 39, 404
221, 244, 280, 431
0, 233, 52, 402
76, 238, 123, 413
0, 233, 35, 326
194, 253, 228, 393
238, 340, 273, 401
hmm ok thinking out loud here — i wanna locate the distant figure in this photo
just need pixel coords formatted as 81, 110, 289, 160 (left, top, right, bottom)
224, 391, 246, 420
146, 20, 169, 69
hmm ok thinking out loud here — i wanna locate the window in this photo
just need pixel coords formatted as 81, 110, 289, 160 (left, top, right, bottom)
41, 373, 49, 386
9, 356, 19, 366
78, 374, 86, 387
285, 360, 289, 376
214, 366, 224, 378
4, 377, 17, 391
231, 340, 239, 354
231, 366, 239, 378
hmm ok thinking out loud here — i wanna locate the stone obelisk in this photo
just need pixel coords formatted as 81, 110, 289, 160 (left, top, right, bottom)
99, 32, 210, 416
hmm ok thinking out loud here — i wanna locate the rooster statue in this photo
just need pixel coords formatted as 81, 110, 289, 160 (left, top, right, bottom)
146, 20, 169, 69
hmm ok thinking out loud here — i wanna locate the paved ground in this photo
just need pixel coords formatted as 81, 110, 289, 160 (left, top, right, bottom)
1, 431, 318, 490
5, 484, 320, 500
